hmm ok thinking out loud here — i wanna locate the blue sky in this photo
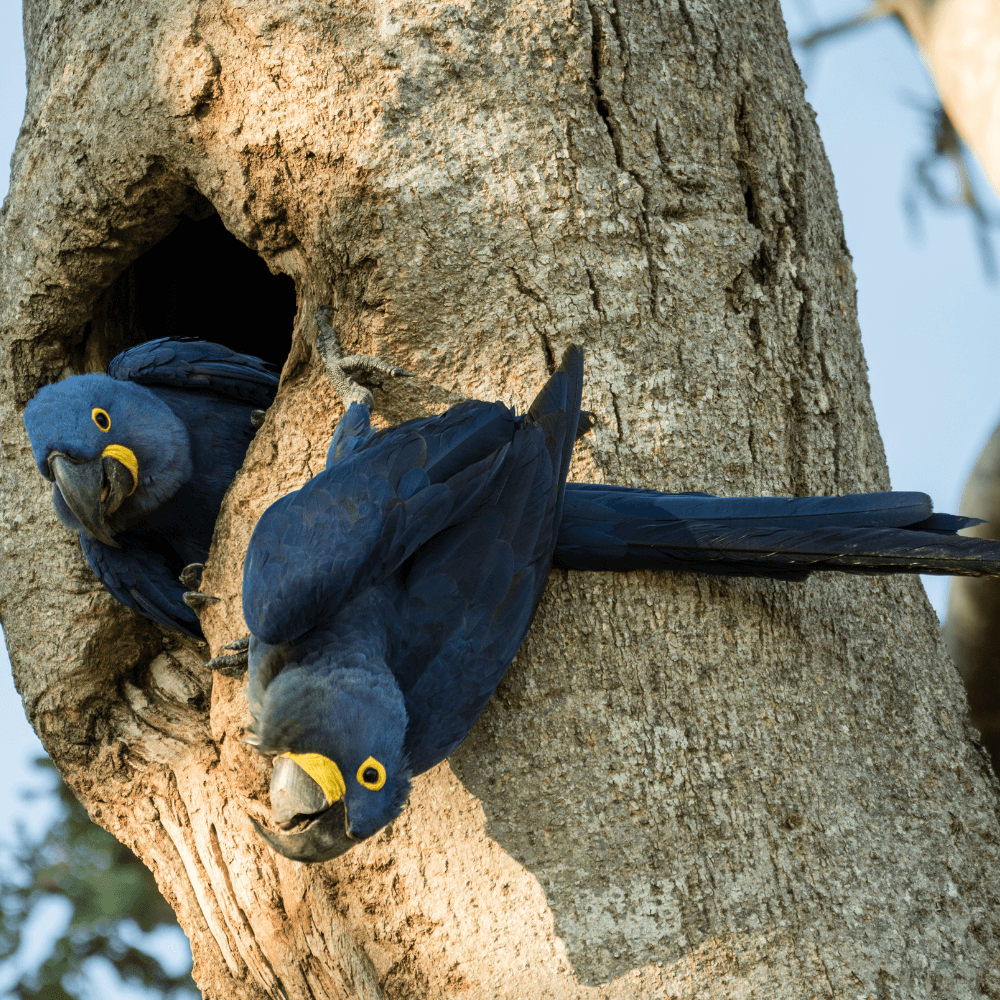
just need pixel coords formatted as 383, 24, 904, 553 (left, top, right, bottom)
1, 0, 998, 990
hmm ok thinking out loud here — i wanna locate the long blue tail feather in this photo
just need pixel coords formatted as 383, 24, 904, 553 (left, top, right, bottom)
555, 484, 1000, 579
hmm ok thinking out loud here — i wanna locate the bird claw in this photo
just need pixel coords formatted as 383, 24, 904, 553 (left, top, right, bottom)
182, 591, 221, 611
179, 563, 204, 590
315, 306, 413, 410
250, 409, 267, 428
205, 635, 250, 676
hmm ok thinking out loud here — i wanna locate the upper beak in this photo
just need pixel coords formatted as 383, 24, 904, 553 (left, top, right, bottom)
49, 450, 136, 547
250, 754, 360, 863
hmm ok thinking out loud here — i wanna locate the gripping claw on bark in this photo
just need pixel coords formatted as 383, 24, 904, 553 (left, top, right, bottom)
179, 563, 204, 590
182, 591, 221, 611
205, 636, 250, 676
315, 305, 413, 410
250, 409, 267, 428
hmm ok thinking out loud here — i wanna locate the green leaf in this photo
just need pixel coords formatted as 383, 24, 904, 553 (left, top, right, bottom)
1, 757, 198, 999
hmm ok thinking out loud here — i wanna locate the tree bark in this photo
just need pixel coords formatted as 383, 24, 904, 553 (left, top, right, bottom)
944, 426, 1000, 772
887, 0, 1000, 197
3, 0, 1000, 997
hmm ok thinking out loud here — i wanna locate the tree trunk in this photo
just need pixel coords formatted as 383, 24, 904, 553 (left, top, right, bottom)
945, 426, 1000, 773
3, 0, 1000, 996
888, 0, 1000, 197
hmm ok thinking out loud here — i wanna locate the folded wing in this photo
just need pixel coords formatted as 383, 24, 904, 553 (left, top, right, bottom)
108, 338, 280, 407
80, 532, 203, 637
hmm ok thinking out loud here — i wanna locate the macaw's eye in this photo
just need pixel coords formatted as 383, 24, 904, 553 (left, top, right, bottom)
357, 757, 386, 790
92, 408, 111, 432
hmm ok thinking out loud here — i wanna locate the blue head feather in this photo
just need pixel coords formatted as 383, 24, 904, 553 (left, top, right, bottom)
254, 661, 412, 839
23, 374, 194, 518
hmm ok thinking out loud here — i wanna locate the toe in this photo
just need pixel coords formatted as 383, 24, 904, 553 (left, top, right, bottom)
183, 591, 221, 610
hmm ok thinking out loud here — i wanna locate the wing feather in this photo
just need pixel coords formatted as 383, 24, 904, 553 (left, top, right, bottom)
555, 485, 1000, 577
108, 338, 279, 407
80, 532, 202, 638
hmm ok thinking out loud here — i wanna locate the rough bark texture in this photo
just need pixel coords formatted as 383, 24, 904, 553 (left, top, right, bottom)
945, 427, 1000, 771
3, 0, 1000, 997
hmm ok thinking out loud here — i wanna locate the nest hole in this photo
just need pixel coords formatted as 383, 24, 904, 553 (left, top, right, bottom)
87, 212, 296, 371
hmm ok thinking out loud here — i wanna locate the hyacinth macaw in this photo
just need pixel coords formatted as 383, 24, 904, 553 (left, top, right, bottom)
27, 328, 997, 644
22, 339, 280, 638
236, 341, 1000, 863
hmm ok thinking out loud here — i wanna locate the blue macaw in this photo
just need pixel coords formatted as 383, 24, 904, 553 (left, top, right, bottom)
22, 339, 280, 638
27, 326, 998, 645
238, 345, 1000, 863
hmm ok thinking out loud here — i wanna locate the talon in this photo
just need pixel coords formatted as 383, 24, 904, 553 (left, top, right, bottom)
205, 652, 249, 676
182, 591, 221, 611
250, 409, 267, 428
179, 563, 204, 590
205, 635, 250, 676
315, 306, 413, 411
339, 355, 414, 384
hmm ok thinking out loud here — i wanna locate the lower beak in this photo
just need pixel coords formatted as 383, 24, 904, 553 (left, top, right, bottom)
49, 452, 135, 547
250, 754, 359, 863
250, 803, 356, 863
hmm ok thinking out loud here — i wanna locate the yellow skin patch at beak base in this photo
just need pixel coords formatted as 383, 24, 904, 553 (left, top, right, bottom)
100, 444, 139, 496
282, 752, 346, 805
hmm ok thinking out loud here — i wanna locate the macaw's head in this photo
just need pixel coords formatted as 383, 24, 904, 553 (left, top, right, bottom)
23, 374, 193, 545
248, 664, 412, 863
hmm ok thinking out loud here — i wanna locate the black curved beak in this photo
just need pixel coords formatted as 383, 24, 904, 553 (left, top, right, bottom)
49, 452, 134, 547
250, 754, 359, 863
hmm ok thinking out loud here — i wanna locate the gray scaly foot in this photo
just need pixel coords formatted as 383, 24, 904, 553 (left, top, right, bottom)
205, 636, 250, 676
182, 591, 220, 611
179, 563, 204, 590
315, 305, 413, 409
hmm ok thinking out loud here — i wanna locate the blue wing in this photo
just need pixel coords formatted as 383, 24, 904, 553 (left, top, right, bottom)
244, 346, 584, 766
79, 531, 202, 638
246, 397, 538, 646
244, 424, 521, 646
360, 399, 519, 482
391, 349, 584, 772
108, 338, 280, 407
555, 485, 1000, 578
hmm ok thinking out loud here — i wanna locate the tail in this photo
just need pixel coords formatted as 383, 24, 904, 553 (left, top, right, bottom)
554, 484, 1000, 579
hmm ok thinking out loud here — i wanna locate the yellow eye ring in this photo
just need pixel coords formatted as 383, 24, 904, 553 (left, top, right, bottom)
92, 408, 111, 432
357, 757, 386, 791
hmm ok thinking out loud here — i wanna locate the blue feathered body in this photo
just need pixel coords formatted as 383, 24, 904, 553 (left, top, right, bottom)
246, 349, 584, 838
23, 339, 280, 637
246, 360, 1000, 789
